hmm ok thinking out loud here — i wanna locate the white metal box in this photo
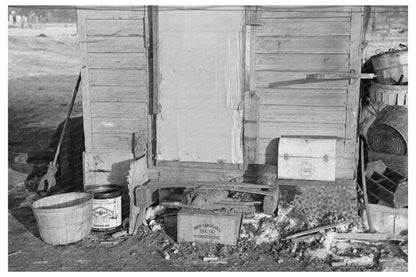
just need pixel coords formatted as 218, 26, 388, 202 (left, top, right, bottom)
278, 136, 337, 181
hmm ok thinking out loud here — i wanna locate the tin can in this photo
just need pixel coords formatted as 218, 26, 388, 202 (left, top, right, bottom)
85, 185, 122, 232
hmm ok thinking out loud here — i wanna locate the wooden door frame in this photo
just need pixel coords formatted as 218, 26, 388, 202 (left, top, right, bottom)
147, 6, 252, 177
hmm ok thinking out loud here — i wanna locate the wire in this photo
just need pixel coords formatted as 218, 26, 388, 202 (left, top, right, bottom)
8, 5, 408, 13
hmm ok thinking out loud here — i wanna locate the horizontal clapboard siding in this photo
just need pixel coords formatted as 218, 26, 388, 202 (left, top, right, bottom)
260, 6, 352, 18
257, 89, 347, 107
252, 6, 357, 178
259, 106, 346, 123
80, 8, 144, 19
89, 69, 147, 86
91, 133, 137, 151
86, 37, 144, 53
88, 53, 147, 69
258, 138, 355, 159
90, 102, 148, 118
258, 18, 351, 36
259, 122, 345, 139
86, 19, 144, 36
89, 86, 148, 102
256, 37, 350, 54
256, 54, 349, 72
91, 117, 148, 133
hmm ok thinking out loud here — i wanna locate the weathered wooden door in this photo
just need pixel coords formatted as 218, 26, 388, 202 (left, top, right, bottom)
245, 6, 364, 180
154, 7, 245, 165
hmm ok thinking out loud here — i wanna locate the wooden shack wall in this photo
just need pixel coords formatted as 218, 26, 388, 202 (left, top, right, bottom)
250, 6, 364, 179
77, 7, 149, 186
78, 6, 364, 185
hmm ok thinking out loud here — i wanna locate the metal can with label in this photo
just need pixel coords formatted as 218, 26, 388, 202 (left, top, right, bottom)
85, 184, 122, 232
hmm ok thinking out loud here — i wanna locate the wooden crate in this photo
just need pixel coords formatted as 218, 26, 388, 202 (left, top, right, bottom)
278, 136, 337, 181
177, 208, 242, 245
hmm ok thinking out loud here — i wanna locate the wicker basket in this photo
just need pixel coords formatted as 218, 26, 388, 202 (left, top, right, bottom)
31, 192, 93, 245
369, 81, 408, 106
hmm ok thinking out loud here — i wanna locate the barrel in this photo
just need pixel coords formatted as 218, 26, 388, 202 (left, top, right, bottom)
85, 184, 122, 232
369, 81, 408, 106
31, 192, 93, 245
367, 105, 408, 155
371, 49, 408, 85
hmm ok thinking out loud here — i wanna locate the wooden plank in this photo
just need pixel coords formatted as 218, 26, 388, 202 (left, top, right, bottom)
333, 232, 405, 242
89, 86, 148, 102
152, 167, 246, 183
90, 102, 148, 118
140, 180, 270, 190
256, 54, 349, 72
86, 19, 144, 36
258, 138, 354, 159
86, 37, 144, 53
88, 53, 147, 69
258, 88, 347, 107
259, 106, 346, 124
260, 5, 352, 17
151, 6, 160, 115
256, 71, 350, 89
162, 200, 256, 213
259, 121, 346, 139
256, 36, 350, 54
284, 220, 354, 240
257, 18, 351, 36
127, 157, 149, 234
80, 7, 144, 19
261, 11, 352, 18
77, 10, 93, 152
344, 7, 364, 180
91, 117, 148, 134
89, 69, 147, 86
157, 161, 241, 170
243, 91, 260, 167
91, 133, 133, 151
244, 25, 251, 91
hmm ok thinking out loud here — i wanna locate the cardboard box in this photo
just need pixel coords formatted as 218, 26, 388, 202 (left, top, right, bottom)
177, 208, 242, 245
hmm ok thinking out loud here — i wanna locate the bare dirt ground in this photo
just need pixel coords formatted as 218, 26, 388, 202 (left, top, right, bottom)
8, 23, 387, 272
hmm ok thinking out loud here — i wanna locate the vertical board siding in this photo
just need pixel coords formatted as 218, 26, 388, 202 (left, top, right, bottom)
252, 6, 361, 179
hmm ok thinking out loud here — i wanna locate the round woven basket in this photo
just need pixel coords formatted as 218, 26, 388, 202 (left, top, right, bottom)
31, 192, 93, 245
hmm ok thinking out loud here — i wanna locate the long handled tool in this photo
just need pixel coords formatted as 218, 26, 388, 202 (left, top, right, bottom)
360, 138, 375, 233
37, 72, 82, 194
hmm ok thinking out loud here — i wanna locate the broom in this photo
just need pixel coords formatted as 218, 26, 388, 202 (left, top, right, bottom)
37, 72, 82, 194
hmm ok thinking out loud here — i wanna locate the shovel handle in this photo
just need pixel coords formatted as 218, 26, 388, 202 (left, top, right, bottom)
52, 72, 82, 166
